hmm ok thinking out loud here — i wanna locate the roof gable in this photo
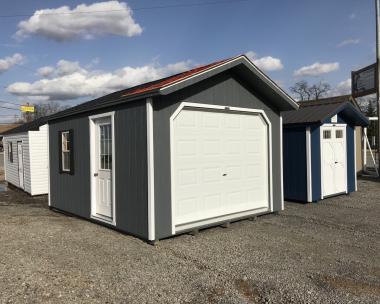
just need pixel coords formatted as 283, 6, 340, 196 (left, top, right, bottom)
48, 55, 298, 121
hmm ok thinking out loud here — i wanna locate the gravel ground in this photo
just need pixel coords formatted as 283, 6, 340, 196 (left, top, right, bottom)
0, 179, 379, 304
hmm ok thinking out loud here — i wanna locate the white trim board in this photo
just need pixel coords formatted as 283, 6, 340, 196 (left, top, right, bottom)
306, 127, 312, 202
89, 111, 116, 226
169, 102, 273, 235
354, 128, 357, 191
280, 113, 284, 210
146, 98, 155, 241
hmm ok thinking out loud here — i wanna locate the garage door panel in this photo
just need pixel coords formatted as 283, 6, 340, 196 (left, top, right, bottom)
173, 108, 270, 228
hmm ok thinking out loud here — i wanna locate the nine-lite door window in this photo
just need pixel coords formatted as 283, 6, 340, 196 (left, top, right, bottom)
59, 130, 74, 174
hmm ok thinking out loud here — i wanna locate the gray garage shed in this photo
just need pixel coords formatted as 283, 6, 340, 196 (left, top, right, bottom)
47, 55, 298, 242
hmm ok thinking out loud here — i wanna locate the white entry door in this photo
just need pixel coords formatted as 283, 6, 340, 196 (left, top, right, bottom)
321, 125, 347, 197
93, 117, 113, 221
172, 107, 270, 231
17, 142, 24, 189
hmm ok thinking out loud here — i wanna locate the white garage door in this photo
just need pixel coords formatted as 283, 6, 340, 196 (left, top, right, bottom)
172, 107, 270, 232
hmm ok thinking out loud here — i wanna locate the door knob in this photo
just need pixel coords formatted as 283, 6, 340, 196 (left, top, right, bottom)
335, 162, 338, 164
94, 173, 98, 177
222, 173, 227, 176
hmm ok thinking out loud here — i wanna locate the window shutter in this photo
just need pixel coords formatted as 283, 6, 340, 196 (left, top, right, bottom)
58, 131, 62, 173
69, 129, 74, 175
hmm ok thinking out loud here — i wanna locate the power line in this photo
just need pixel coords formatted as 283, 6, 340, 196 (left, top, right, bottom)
0, 0, 249, 18
0, 100, 24, 107
0, 105, 20, 111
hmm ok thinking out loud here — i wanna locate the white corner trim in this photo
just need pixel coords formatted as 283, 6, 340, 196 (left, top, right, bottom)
354, 128, 358, 191
89, 111, 116, 226
146, 98, 155, 241
47, 124, 51, 206
306, 127, 312, 202
280, 113, 284, 210
169, 102, 273, 235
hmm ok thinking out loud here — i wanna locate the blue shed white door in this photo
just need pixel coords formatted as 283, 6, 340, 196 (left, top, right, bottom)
172, 107, 270, 232
321, 125, 347, 197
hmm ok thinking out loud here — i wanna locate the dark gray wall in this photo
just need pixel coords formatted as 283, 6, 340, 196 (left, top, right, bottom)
153, 71, 282, 239
283, 126, 307, 202
49, 100, 149, 239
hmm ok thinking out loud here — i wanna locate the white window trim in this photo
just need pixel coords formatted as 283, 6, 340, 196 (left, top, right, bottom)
169, 102, 273, 235
89, 111, 116, 226
306, 127, 312, 202
320, 124, 348, 199
61, 131, 71, 172
146, 98, 155, 241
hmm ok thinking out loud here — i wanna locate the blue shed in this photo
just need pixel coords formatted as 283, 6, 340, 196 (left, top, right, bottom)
282, 97, 368, 202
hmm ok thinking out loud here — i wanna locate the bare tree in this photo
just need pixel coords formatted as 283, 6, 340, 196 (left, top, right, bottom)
18, 102, 69, 123
289, 81, 311, 101
290, 80, 331, 101
308, 81, 331, 100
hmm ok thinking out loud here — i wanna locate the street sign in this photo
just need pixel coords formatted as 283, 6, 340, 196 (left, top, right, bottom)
20, 105, 35, 112
351, 63, 377, 97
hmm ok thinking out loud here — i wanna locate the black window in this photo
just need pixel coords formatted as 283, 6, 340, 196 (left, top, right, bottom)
59, 130, 74, 174
8, 142, 13, 163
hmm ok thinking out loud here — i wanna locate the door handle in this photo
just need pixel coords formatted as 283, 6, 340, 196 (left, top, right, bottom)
335, 162, 338, 164
222, 173, 227, 176
94, 173, 98, 177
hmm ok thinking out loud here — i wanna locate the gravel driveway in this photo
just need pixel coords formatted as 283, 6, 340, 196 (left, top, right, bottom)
0, 179, 379, 304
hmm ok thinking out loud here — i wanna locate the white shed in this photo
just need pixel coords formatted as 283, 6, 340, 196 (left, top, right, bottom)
3, 117, 49, 196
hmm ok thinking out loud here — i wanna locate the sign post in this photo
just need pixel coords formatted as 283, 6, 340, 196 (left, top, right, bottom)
376, 0, 380, 175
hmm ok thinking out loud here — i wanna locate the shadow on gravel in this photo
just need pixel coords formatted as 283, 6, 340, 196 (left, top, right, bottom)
315, 275, 380, 297
0, 182, 48, 208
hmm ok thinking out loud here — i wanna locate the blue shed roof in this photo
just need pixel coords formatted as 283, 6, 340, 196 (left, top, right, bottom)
283, 96, 369, 127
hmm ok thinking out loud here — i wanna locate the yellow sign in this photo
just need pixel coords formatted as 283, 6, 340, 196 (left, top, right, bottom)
20, 105, 35, 112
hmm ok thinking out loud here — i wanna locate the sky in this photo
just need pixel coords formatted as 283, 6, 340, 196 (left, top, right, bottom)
0, 0, 376, 122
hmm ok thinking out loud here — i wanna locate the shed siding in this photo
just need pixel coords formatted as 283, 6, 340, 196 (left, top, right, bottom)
3, 133, 32, 194
283, 126, 307, 202
28, 124, 49, 195
49, 101, 148, 239
311, 126, 321, 201
153, 71, 282, 239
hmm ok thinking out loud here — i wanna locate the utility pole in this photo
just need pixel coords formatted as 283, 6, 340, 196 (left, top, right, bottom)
376, 0, 380, 173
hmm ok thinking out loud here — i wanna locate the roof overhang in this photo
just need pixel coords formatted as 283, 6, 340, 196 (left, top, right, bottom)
158, 55, 298, 111
325, 102, 369, 127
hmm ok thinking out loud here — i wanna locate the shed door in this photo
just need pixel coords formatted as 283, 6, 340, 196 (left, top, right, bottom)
17, 141, 24, 189
321, 125, 347, 197
172, 108, 270, 231
93, 118, 113, 220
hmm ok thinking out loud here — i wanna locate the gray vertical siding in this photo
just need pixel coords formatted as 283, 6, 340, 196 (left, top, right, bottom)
49, 100, 148, 239
153, 71, 282, 239
283, 126, 307, 202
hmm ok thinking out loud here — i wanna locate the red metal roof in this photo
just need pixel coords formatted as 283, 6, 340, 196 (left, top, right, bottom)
122, 56, 239, 97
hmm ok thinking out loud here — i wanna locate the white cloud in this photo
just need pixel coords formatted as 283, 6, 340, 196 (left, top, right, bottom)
15, 1, 143, 41
0, 53, 24, 73
337, 38, 360, 48
246, 51, 284, 71
328, 78, 351, 96
294, 62, 339, 77
7, 59, 193, 101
